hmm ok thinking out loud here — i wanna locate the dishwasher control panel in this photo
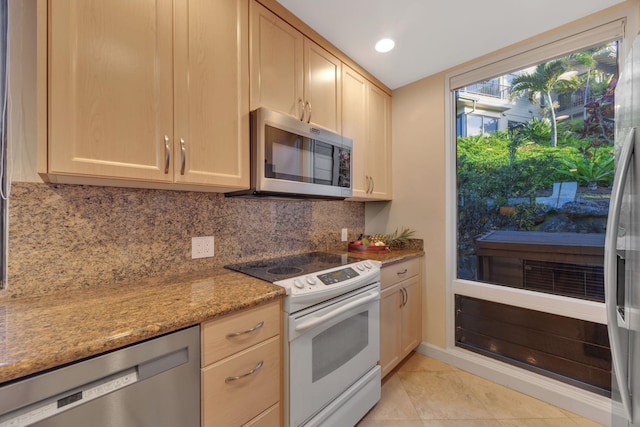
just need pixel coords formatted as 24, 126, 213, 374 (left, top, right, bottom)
0, 370, 138, 427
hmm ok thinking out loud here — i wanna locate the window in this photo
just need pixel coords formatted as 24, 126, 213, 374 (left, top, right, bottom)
447, 16, 626, 393
466, 115, 498, 136
455, 41, 618, 300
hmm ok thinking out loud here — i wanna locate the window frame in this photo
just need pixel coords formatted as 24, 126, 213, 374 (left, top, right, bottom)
444, 8, 634, 350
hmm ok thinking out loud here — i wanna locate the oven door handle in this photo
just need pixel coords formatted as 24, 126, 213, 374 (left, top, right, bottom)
294, 292, 379, 332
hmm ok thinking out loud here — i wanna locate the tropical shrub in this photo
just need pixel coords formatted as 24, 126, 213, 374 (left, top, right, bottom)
556, 146, 614, 187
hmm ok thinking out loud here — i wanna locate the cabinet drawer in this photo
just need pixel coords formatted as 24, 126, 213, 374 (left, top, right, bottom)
243, 403, 281, 427
202, 336, 281, 427
202, 300, 280, 366
381, 257, 420, 289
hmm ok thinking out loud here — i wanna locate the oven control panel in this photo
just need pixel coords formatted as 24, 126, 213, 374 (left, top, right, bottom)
275, 260, 380, 313
317, 267, 359, 285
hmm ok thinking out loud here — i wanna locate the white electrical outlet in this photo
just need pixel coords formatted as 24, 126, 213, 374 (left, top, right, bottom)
341, 228, 348, 242
192, 236, 215, 259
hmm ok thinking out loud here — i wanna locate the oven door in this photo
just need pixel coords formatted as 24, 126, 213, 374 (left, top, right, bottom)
288, 284, 380, 427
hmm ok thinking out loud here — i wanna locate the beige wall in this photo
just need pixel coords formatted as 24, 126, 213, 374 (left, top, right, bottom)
365, 72, 447, 348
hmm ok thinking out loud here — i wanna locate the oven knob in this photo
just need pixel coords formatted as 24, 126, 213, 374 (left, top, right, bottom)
356, 264, 365, 271
305, 276, 317, 285
294, 278, 305, 289
363, 261, 373, 269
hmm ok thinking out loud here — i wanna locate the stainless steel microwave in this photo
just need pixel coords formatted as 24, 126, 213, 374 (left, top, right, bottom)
227, 108, 352, 199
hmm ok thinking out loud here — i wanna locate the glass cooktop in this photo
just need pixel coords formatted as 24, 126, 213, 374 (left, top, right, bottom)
224, 252, 362, 282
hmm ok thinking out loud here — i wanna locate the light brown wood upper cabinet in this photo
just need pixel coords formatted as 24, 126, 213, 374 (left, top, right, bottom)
342, 65, 392, 200
250, 1, 341, 133
39, 0, 249, 192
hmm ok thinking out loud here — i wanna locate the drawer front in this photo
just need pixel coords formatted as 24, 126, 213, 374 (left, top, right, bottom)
381, 257, 420, 289
202, 300, 281, 366
202, 336, 281, 427
243, 403, 281, 427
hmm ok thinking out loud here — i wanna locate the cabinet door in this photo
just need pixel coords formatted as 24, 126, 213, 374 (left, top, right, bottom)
342, 65, 368, 198
366, 84, 392, 199
380, 285, 402, 378
249, 1, 304, 118
173, 0, 249, 189
304, 39, 342, 132
401, 277, 422, 355
48, 0, 174, 182
202, 336, 280, 427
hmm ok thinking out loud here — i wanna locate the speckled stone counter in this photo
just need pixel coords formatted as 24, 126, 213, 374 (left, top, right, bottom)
343, 248, 425, 265
0, 269, 284, 384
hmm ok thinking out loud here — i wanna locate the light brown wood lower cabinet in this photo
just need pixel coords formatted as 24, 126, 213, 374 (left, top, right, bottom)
379, 258, 423, 378
201, 301, 282, 426
243, 403, 281, 427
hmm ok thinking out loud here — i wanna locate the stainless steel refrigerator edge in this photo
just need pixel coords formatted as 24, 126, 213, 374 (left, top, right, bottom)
606, 33, 640, 427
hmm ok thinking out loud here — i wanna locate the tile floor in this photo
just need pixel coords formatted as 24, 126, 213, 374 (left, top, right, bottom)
357, 352, 604, 427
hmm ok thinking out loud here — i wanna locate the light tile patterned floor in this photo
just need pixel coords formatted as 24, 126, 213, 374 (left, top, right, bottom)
357, 352, 604, 427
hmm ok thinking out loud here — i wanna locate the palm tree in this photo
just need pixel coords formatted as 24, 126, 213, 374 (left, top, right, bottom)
510, 60, 573, 147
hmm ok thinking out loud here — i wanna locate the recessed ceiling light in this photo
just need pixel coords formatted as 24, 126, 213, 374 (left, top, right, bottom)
375, 38, 395, 53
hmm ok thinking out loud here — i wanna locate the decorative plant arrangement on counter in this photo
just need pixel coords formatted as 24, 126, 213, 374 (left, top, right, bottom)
349, 227, 416, 252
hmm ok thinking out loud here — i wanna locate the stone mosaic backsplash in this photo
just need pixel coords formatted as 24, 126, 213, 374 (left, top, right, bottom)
6, 182, 365, 298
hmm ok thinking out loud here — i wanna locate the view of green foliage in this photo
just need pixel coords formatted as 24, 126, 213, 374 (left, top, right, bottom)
456, 42, 617, 281
456, 121, 614, 263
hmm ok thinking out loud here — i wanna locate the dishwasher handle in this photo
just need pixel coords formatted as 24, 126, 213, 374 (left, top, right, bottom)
138, 347, 189, 381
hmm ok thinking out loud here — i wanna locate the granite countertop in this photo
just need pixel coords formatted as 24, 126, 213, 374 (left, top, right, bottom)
344, 248, 424, 265
0, 268, 285, 384
0, 249, 423, 385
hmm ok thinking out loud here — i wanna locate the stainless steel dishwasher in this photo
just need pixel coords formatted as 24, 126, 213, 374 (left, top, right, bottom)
0, 325, 200, 427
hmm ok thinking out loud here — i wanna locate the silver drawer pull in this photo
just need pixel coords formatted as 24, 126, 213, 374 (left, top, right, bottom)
226, 321, 264, 338
225, 360, 264, 383
397, 269, 408, 276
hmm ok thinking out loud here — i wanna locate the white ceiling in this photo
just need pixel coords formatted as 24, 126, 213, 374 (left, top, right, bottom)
276, 0, 627, 90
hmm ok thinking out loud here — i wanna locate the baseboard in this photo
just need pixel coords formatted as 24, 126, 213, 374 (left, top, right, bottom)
416, 342, 612, 427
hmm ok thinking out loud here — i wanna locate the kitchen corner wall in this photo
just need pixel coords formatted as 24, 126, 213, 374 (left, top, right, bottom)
6, 182, 364, 299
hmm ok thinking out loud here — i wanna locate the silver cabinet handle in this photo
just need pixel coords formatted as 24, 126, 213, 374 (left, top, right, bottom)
366, 176, 372, 194
225, 360, 264, 383
400, 287, 407, 307
226, 321, 264, 338
180, 138, 186, 175
370, 176, 375, 193
299, 99, 305, 121
305, 101, 312, 123
397, 269, 408, 276
163, 135, 170, 174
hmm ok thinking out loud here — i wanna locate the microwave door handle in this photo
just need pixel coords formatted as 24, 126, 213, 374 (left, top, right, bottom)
294, 292, 379, 332
605, 127, 635, 422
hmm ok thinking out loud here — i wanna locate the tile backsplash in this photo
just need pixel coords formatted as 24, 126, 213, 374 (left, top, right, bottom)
6, 182, 365, 298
